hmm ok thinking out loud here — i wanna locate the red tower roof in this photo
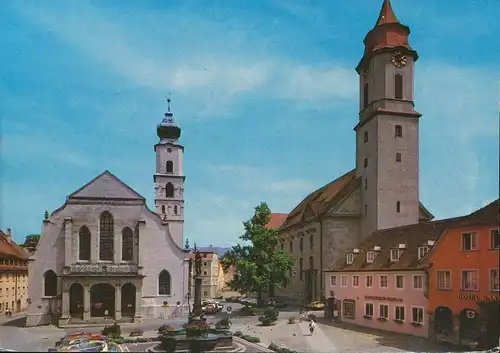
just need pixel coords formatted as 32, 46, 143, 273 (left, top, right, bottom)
356, 0, 417, 73
375, 0, 400, 26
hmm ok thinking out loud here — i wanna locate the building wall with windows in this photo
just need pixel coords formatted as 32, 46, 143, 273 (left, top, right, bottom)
424, 209, 499, 347
327, 270, 429, 337
189, 252, 219, 299
0, 229, 29, 314
324, 200, 498, 339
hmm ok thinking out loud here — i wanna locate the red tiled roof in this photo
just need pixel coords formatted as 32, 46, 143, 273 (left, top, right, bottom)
266, 213, 288, 230
0, 230, 29, 260
327, 199, 499, 272
279, 170, 359, 231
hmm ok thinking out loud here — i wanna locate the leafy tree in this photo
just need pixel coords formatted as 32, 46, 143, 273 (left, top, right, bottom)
21, 234, 40, 249
221, 202, 294, 305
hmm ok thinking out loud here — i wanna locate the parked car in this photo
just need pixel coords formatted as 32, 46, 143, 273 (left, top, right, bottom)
202, 303, 218, 314
202, 299, 224, 312
240, 298, 257, 306
306, 300, 325, 311
266, 298, 287, 308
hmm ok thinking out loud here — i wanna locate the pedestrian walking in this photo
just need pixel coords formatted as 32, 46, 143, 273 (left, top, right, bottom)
309, 319, 316, 335
299, 308, 305, 322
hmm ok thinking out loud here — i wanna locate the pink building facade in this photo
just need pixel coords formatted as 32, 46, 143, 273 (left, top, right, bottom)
326, 270, 429, 337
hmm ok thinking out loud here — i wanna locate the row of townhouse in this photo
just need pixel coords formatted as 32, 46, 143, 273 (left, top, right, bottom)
324, 200, 499, 348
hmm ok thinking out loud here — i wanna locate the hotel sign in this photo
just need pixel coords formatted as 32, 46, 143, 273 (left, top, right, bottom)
364, 295, 403, 302
458, 293, 500, 301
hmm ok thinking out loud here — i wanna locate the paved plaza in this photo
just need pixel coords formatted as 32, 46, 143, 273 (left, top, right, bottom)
0, 305, 455, 352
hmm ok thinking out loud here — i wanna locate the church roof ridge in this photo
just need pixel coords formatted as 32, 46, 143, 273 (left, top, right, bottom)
67, 169, 146, 201
279, 169, 358, 231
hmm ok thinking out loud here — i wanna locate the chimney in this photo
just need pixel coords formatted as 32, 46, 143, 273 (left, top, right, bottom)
5, 228, 12, 242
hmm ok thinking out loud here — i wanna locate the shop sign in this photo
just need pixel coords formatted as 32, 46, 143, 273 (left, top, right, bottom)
364, 295, 403, 302
458, 293, 500, 301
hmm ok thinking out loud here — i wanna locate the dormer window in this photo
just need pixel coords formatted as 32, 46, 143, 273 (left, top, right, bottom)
346, 253, 354, 264
418, 246, 429, 259
390, 249, 400, 262
366, 251, 375, 263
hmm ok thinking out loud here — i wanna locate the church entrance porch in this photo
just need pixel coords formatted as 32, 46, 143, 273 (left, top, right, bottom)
59, 277, 143, 327
90, 283, 115, 318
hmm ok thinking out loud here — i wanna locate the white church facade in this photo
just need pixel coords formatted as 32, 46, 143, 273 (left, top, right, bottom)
26, 100, 190, 326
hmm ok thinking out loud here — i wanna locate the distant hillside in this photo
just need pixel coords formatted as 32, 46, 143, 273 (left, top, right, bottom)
198, 246, 231, 258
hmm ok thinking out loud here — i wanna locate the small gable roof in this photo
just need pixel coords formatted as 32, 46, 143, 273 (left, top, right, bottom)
327, 198, 499, 272
68, 170, 145, 200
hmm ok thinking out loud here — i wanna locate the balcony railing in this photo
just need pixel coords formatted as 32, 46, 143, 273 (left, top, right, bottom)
63, 263, 140, 276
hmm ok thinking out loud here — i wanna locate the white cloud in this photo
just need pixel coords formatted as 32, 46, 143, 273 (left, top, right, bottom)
9, 0, 356, 110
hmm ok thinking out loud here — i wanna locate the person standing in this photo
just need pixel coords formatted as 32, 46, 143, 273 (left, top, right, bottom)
309, 319, 316, 335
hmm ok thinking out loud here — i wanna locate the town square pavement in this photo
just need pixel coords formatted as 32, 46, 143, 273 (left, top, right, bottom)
0, 305, 452, 352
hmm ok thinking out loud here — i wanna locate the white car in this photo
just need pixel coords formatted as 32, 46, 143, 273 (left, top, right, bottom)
240, 298, 257, 305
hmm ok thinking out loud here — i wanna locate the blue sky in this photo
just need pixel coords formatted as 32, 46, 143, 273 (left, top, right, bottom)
1, 0, 498, 246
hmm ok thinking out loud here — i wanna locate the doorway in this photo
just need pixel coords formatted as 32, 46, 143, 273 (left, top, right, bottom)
69, 283, 84, 319
434, 306, 453, 337
121, 283, 136, 317
90, 283, 115, 318
459, 308, 480, 346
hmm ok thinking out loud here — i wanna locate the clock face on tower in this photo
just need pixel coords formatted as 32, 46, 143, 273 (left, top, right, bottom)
391, 51, 407, 68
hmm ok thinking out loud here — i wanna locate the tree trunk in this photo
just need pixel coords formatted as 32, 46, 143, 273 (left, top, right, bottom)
268, 284, 275, 298
257, 291, 263, 306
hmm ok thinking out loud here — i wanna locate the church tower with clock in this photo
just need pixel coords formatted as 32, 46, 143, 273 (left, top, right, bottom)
355, 0, 422, 237
154, 98, 185, 247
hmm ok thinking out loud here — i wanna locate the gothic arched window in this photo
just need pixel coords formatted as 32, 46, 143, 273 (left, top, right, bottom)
363, 82, 369, 109
395, 73, 403, 99
44, 270, 57, 297
78, 226, 91, 261
161, 205, 165, 214
122, 227, 134, 261
158, 270, 171, 295
99, 211, 114, 261
174, 205, 178, 215
166, 160, 173, 173
396, 201, 401, 213
165, 183, 174, 198
289, 240, 293, 253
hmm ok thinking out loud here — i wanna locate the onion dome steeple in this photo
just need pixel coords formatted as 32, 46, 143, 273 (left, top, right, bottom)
157, 98, 181, 141
356, 0, 417, 73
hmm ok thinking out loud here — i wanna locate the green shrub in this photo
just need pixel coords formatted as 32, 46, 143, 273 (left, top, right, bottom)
241, 335, 261, 343
264, 307, 279, 320
268, 342, 280, 351
101, 323, 121, 337
129, 328, 143, 337
217, 316, 231, 327
258, 316, 276, 326
288, 316, 296, 324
